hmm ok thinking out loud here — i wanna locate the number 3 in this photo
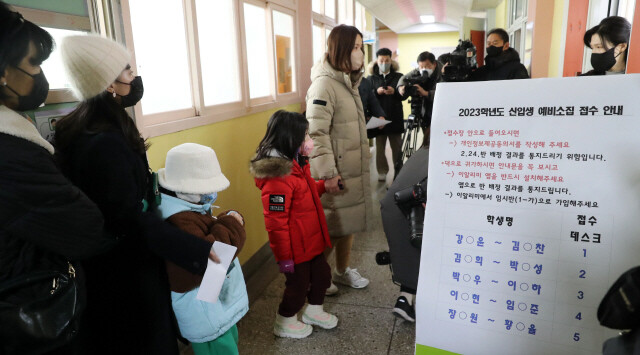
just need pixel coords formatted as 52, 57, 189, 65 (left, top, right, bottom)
577, 291, 584, 299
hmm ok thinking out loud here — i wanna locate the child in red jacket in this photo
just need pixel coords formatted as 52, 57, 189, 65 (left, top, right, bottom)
250, 110, 337, 339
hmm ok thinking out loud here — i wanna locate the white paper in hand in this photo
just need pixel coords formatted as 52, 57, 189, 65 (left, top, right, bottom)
196, 241, 237, 304
366, 116, 392, 129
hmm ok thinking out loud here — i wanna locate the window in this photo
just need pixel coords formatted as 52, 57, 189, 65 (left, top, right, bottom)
513, 0, 525, 22
273, 10, 296, 94
507, 0, 528, 66
616, 0, 636, 23
338, 0, 353, 25
312, 0, 322, 13
128, 0, 192, 115
314, 0, 341, 67
355, 2, 364, 31
313, 24, 324, 64
41, 28, 87, 90
196, 0, 241, 106
244, 2, 271, 99
324, 0, 336, 19
121, 0, 302, 136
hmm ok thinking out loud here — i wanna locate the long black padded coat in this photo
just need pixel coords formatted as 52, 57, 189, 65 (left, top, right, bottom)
57, 127, 213, 355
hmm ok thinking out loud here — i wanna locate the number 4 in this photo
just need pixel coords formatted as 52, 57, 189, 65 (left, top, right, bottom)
575, 312, 582, 320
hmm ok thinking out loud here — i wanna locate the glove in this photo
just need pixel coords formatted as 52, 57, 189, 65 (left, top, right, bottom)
278, 260, 295, 274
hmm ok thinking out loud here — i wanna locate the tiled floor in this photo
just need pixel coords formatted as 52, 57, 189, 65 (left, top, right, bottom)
236, 143, 417, 355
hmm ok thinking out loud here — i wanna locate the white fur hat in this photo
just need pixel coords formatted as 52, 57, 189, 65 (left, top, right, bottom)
158, 143, 230, 194
60, 34, 131, 101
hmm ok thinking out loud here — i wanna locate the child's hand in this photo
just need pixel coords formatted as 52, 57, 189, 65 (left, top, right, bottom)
227, 211, 244, 226
278, 260, 295, 273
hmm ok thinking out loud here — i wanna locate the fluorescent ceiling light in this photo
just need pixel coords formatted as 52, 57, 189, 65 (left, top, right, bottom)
420, 15, 435, 23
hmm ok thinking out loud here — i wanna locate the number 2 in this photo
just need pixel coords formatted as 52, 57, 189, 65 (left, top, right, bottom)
579, 270, 586, 279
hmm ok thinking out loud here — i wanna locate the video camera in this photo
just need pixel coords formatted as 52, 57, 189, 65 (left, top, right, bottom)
442, 39, 477, 82
403, 74, 431, 122
394, 178, 427, 249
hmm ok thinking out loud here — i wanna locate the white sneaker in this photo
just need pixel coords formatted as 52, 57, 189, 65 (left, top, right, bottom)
325, 282, 338, 296
302, 304, 338, 329
333, 267, 370, 289
378, 173, 387, 181
273, 313, 313, 339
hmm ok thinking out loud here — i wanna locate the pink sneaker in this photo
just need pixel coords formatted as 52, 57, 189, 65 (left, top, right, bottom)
302, 304, 338, 329
273, 313, 313, 338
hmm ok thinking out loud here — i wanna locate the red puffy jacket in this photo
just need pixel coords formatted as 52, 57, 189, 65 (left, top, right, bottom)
250, 155, 331, 264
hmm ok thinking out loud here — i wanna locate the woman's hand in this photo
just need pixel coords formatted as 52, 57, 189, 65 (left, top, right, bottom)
209, 250, 221, 263
325, 175, 342, 193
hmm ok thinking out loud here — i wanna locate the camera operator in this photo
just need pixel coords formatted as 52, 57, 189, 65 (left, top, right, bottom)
397, 51, 443, 144
470, 28, 529, 81
367, 48, 407, 181
378, 138, 429, 322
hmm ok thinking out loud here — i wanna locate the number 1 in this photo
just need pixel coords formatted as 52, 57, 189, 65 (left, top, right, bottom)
583, 249, 586, 257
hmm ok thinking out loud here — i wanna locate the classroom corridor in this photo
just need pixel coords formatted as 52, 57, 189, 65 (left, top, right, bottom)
233, 145, 416, 355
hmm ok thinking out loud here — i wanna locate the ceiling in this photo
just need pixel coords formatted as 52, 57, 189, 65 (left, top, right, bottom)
361, 0, 503, 34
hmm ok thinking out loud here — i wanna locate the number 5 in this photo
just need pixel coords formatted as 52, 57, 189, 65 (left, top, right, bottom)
573, 332, 580, 341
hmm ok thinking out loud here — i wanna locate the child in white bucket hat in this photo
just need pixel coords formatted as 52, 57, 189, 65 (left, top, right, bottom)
156, 143, 248, 355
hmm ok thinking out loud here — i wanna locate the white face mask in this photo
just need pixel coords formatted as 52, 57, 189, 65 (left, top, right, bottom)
176, 192, 218, 205
351, 50, 364, 71
176, 192, 200, 203
420, 68, 434, 76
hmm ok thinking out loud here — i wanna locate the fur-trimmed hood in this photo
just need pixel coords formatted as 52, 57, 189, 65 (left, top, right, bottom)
249, 156, 293, 179
367, 59, 400, 76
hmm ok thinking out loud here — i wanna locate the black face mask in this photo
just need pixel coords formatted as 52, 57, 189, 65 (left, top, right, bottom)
4, 67, 50, 111
115, 76, 144, 108
590, 47, 618, 72
486, 45, 504, 58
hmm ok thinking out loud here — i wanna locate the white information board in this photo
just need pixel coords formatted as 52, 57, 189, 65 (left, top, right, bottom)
416, 74, 640, 355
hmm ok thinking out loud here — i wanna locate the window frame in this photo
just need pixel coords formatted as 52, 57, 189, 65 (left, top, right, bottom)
507, 0, 528, 65
118, 0, 301, 138
13, 6, 92, 105
241, 0, 276, 106
270, 4, 300, 101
